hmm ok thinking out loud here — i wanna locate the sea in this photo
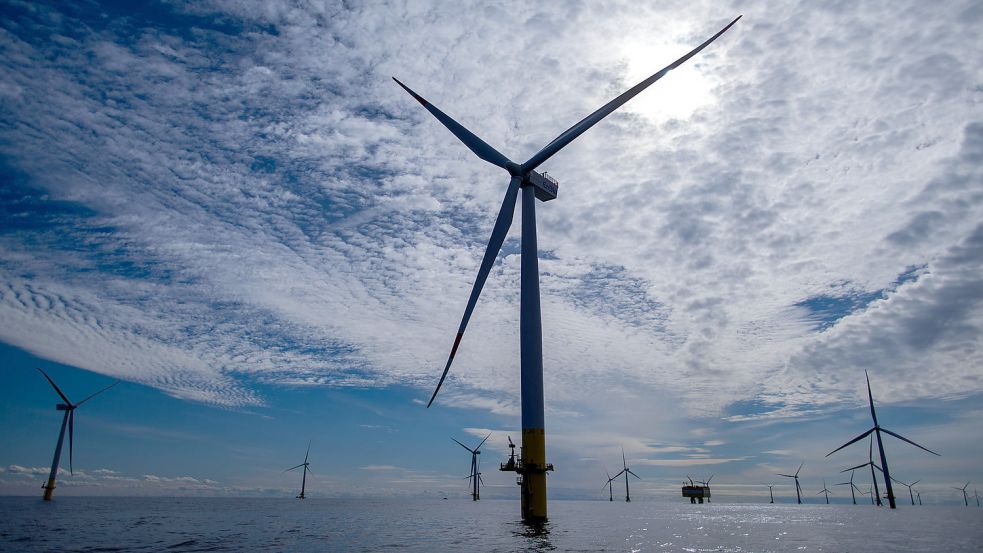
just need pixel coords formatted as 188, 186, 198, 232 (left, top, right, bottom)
0, 497, 980, 552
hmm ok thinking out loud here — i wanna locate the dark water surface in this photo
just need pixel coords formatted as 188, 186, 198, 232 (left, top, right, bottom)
1, 497, 980, 552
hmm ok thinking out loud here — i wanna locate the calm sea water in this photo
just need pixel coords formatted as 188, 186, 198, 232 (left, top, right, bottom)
1, 497, 980, 552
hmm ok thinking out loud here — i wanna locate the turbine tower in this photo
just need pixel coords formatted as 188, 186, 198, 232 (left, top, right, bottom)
603, 471, 616, 502
284, 442, 313, 499
777, 462, 804, 504
766, 484, 774, 504
396, 16, 741, 522
826, 370, 940, 509
835, 469, 863, 505
37, 368, 118, 501
916, 490, 921, 505
453, 434, 490, 501
954, 482, 970, 506
840, 436, 883, 506
891, 477, 920, 506
817, 479, 833, 504
611, 448, 641, 502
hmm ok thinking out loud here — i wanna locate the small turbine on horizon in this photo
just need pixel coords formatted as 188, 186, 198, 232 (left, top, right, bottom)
916, 490, 922, 505
37, 368, 119, 501
826, 370, 940, 509
840, 436, 883, 506
835, 469, 864, 505
453, 433, 490, 501
777, 462, 804, 504
284, 442, 313, 499
954, 482, 970, 506
817, 479, 833, 504
611, 448, 641, 502
603, 471, 616, 502
890, 477, 920, 506
396, 15, 742, 523
766, 484, 775, 504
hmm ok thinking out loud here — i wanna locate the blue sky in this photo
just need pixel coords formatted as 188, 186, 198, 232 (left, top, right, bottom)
1, 1, 982, 503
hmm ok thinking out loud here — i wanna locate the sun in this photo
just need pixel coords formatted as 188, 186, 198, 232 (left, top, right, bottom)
619, 39, 720, 122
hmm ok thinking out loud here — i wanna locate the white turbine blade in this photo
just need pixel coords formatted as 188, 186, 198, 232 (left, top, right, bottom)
427, 176, 521, 407
74, 380, 120, 407
393, 77, 512, 169
451, 437, 475, 453
520, 16, 742, 172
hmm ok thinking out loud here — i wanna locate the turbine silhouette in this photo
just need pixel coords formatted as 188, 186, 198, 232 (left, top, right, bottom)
453, 433, 490, 501
777, 462, 804, 504
396, 15, 741, 522
826, 370, 939, 509
284, 442, 313, 499
37, 368, 119, 501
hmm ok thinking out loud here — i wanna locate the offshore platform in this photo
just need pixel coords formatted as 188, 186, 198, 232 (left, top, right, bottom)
500, 435, 553, 514
682, 476, 712, 503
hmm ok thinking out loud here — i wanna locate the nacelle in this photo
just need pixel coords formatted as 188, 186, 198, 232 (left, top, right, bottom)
524, 170, 559, 202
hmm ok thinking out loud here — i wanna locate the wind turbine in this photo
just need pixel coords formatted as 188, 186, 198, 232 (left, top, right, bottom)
840, 436, 883, 506
916, 490, 922, 505
891, 477, 919, 506
453, 433, 490, 501
826, 370, 940, 509
777, 462, 804, 504
953, 482, 970, 506
766, 484, 775, 504
835, 469, 864, 505
284, 442, 313, 499
867, 484, 876, 505
976, 489, 980, 507
396, 15, 742, 522
698, 475, 714, 503
37, 368, 118, 501
817, 479, 833, 504
611, 448, 641, 502
603, 471, 616, 502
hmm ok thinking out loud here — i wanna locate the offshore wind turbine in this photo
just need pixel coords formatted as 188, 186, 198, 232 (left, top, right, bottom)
826, 370, 940, 509
835, 470, 863, 505
284, 442, 312, 499
766, 484, 775, 504
840, 436, 883, 506
976, 489, 980, 507
396, 15, 741, 522
453, 433, 490, 501
817, 479, 833, 504
777, 462, 804, 504
891, 477, 920, 506
611, 448, 641, 502
37, 368, 118, 501
954, 482, 970, 506
916, 490, 922, 505
603, 471, 616, 502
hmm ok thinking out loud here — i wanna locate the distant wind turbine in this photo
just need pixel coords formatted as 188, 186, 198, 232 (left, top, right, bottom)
453, 433, 490, 501
840, 436, 883, 506
777, 462, 804, 504
835, 470, 864, 505
976, 489, 980, 507
826, 370, 940, 509
891, 477, 920, 506
603, 471, 616, 502
698, 475, 714, 503
916, 490, 922, 505
284, 442, 312, 499
766, 484, 775, 503
611, 448, 641, 502
817, 479, 833, 504
954, 482, 970, 506
37, 368, 118, 501
396, 15, 742, 523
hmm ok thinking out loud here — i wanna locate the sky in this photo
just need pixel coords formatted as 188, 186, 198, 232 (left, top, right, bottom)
1, 0, 982, 504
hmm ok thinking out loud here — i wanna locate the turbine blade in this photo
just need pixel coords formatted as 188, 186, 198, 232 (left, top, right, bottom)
865, 369, 878, 426
37, 368, 72, 405
628, 469, 641, 480
392, 77, 512, 169
910, 480, 920, 486
840, 462, 870, 473
68, 410, 74, 475
74, 380, 120, 407
305, 466, 314, 476
622, 447, 627, 469
451, 437, 475, 453
612, 468, 627, 479
284, 464, 304, 472
879, 427, 940, 456
475, 433, 491, 451
890, 476, 908, 487
826, 428, 874, 457
520, 16, 742, 172
777, 474, 795, 478
304, 442, 310, 464
796, 462, 803, 476
427, 177, 521, 407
